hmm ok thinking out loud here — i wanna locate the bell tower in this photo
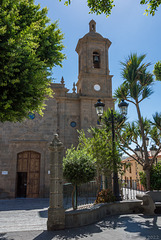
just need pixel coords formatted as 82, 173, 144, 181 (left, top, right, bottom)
76, 20, 113, 98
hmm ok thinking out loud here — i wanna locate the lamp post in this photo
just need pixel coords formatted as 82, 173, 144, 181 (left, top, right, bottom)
94, 99, 128, 201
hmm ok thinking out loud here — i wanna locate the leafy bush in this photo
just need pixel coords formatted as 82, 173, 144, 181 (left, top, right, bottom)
139, 163, 161, 190
63, 147, 96, 185
95, 189, 115, 204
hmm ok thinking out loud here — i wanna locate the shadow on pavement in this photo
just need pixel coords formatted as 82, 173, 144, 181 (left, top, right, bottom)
98, 214, 161, 239
0, 233, 14, 240
33, 224, 102, 240
39, 209, 48, 218
32, 214, 161, 240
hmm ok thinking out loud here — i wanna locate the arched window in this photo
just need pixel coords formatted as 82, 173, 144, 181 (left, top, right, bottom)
93, 52, 100, 68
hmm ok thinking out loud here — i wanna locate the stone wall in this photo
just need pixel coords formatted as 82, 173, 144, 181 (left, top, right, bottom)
65, 201, 142, 229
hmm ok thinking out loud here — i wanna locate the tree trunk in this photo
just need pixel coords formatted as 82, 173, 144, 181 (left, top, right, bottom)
72, 184, 77, 210
96, 170, 101, 194
143, 163, 151, 191
144, 168, 151, 191
136, 102, 151, 190
102, 174, 106, 189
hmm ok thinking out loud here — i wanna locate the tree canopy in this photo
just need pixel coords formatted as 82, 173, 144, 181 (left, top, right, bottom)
0, 0, 65, 122
63, 146, 96, 186
154, 61, 161, 81
115, 53, 154, 105
59, 0, 161, 17
139, 163, 161, 190
78, 127, 114, 175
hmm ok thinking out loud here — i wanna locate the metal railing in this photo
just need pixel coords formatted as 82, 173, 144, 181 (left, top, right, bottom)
120, 179, 145, 200
63, 179, 145, 209
63, 181, 98, 209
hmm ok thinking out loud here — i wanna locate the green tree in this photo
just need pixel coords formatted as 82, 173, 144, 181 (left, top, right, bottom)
118, 118, 161, 166
139, 163, 161, 190
63, 146, 96, 209
0, 0, 65, 122
114, 53, 161, 190
154, 61, 161, 81
59, 0, 161, 17
79, 127, 114, 176
79, 127, 114, 190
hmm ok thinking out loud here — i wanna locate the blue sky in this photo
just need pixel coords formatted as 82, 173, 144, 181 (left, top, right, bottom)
35, 0, 161, 124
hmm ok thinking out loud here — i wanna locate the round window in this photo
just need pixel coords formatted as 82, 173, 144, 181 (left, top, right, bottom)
94, 84, 101, 91
28, 112, 35, 120
70, 121, 76, 127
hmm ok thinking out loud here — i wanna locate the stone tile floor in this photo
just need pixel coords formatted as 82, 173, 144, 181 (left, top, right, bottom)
0, 199, 161, 240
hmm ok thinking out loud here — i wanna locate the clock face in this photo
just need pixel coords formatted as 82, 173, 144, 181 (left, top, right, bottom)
94, 84, 101, 91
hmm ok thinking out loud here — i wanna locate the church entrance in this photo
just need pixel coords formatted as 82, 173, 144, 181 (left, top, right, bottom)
16, 151, 40, 198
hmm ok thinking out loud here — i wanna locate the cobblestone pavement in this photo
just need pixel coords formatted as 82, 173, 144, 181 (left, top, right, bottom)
0, 199, 161, 240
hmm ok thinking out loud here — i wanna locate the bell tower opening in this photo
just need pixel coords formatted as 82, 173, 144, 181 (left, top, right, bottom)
89, 20, 96, 33
93, 52, 100, 68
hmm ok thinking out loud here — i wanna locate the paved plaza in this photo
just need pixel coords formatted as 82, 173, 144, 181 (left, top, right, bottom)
0, 199, 161, 240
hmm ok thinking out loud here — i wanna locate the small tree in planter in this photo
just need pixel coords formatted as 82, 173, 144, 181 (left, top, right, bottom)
63, 146, 96, 210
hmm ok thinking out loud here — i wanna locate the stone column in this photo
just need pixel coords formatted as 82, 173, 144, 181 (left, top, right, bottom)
47, 134, 65, 230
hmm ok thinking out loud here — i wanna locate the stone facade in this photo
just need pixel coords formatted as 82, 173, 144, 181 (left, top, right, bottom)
0, 20, 114, 199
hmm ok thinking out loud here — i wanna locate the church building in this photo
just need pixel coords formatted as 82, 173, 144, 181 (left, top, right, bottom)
0, 20, 114, 199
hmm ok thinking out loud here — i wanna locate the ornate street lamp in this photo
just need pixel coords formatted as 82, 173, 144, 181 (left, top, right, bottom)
94, 99, 128, 201
94, 99, 105, 117
150, 145, 157, 156
135, 142, 158, 163
134, 145, 142, 158
150, 145, 158, 164
118, 100, 129, 116
145, 137, 149, 147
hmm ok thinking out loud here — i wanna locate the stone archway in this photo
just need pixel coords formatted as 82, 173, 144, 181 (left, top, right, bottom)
16, 151, 40, 198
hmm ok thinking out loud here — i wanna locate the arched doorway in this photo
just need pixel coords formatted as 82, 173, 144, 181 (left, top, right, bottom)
16, 151, 40, 198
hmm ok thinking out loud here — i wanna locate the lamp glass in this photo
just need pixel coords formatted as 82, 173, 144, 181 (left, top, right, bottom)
118, 100, 128, 116
134, 146, 142, 158
96, 106, 104, 117
120, 106, 128, 116
145, 137, 149, 146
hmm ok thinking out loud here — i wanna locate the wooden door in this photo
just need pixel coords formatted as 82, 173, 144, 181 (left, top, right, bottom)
27, 152, 40, 198
17, 151, 40, 198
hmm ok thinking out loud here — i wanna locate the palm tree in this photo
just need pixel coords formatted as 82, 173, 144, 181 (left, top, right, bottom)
114, 53, 155, 190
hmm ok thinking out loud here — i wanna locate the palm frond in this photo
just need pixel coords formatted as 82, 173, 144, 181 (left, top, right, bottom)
119, 53, 154, 104
152, 112, 161, 130
130, 82, 142, 100
153, 61, 161, 81
114, 83, 129, 100
141, 86, 153, 101
150, 126, 161, 146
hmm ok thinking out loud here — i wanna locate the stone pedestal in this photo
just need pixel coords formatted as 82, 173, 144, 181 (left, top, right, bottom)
47, 208, 65, 230
47, 134, 65, 230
